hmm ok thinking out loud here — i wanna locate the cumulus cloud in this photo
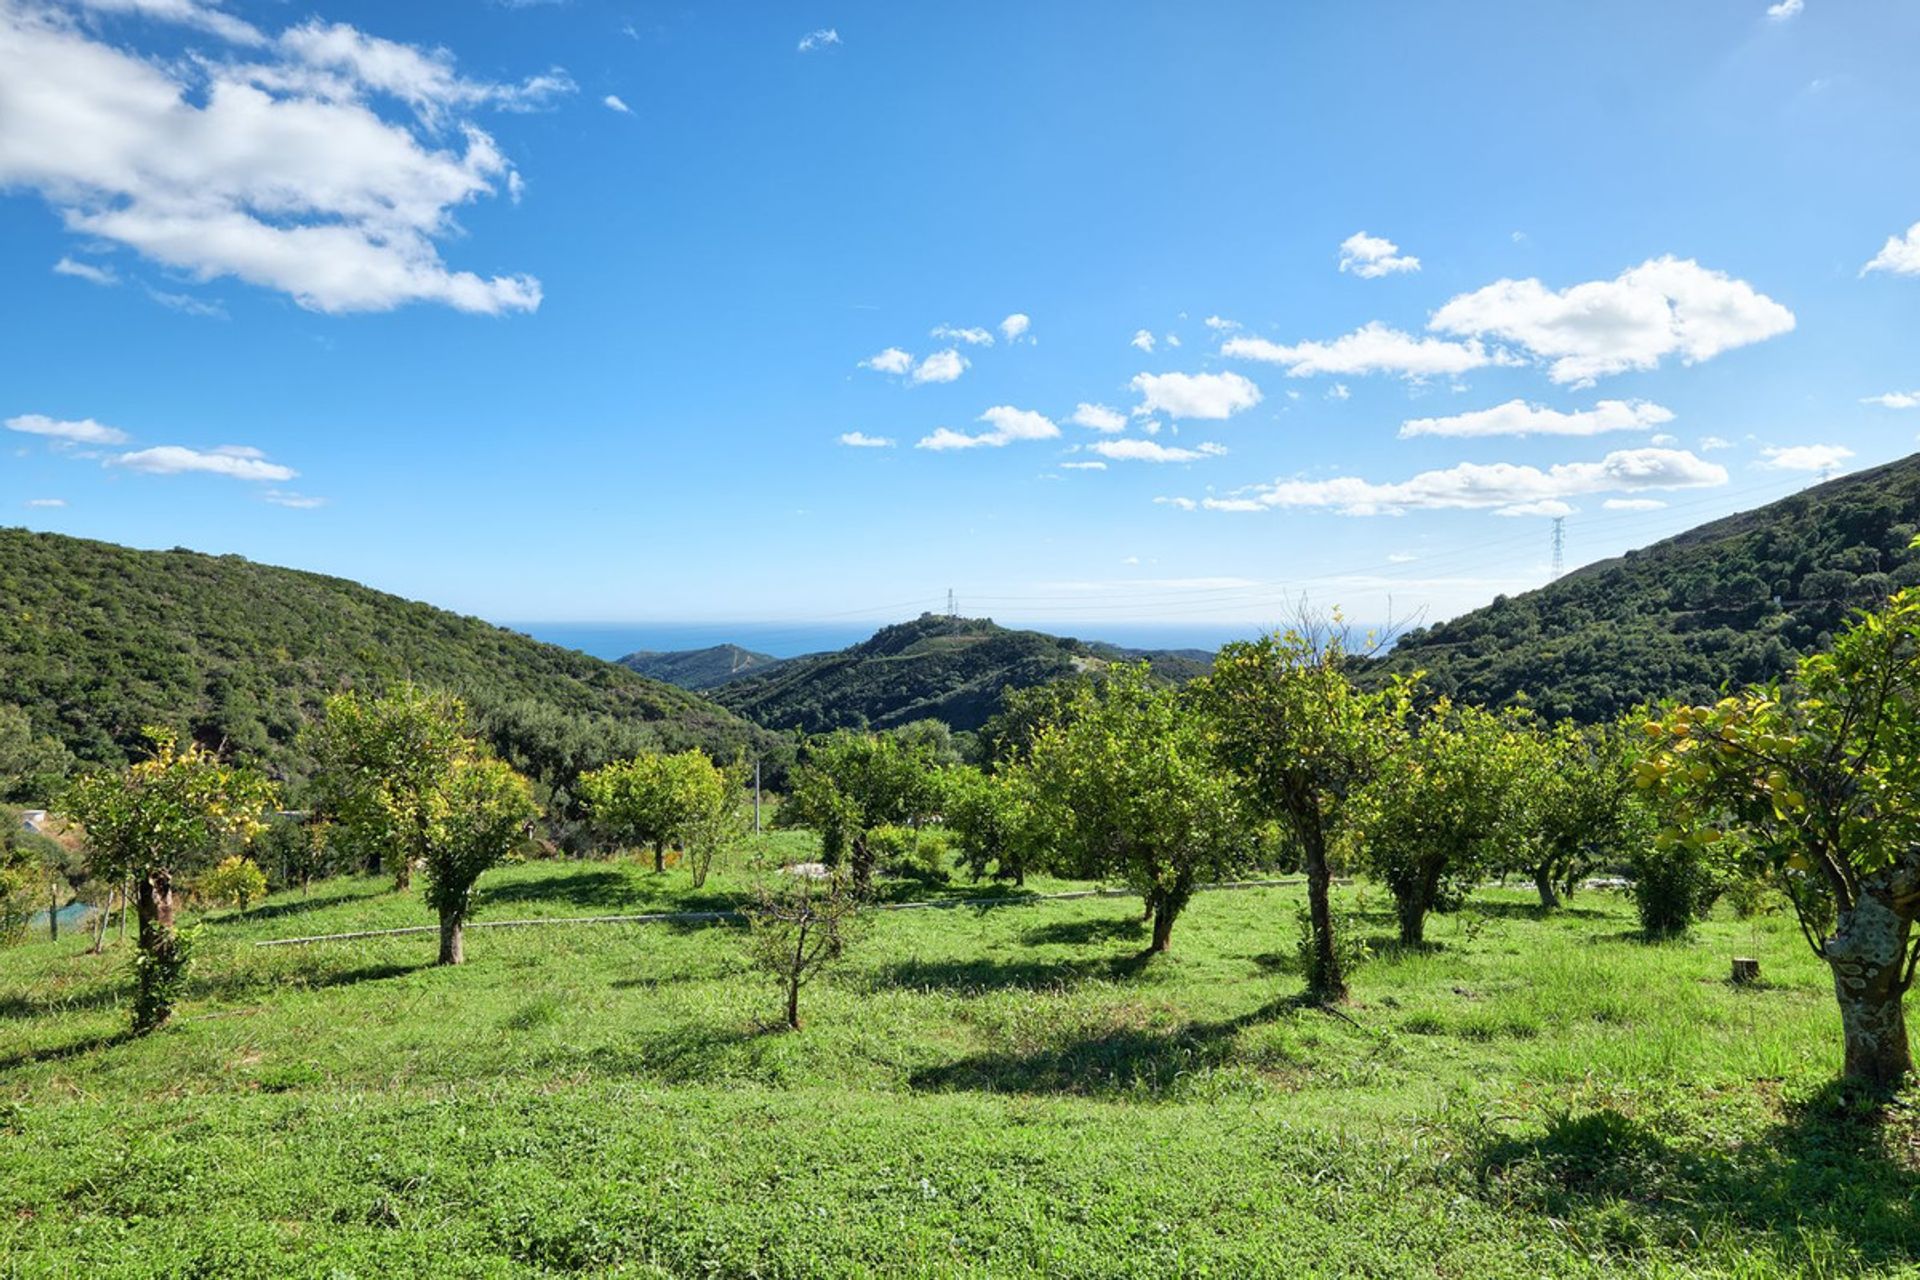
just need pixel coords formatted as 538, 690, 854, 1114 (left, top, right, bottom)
931, 324, 994, 346
70, 0, 264, 45
1153, 496, 1197, 511
1493, 499, 1575, 518
1000, 313, 1032, 343
263, 489, 325, 508
1605, 498, 1668, 511
0, 3, 559, 315
53, 256, 118, 286
1761, 443, 1854, 472
838, 432, 894, 448
26, 497, 67, 508
603, 94, 632, 113
797, 28, 840, 53
912, 349, 968, 384
1699, 435, 1733, 451
1766, 0, 1804, 19
1071, 403, 1127, 433
1864, 224, 1920, 276
1129, 371, 1262, 420
1130, 329, 1155, 353
1399, 398, 1674, 439
114, 444, 296, 480
859, 347, 913, 375
1059, 461, 1107, 471
1088, 439, 1227, 464
1204, 315, 1239, 332
1863, 391, 1920, 409
1188, 447, 1727, 517
915, 406, 1058, 451
6, 413, 130, 445
1337, 231, 1420, 278
1222, 322, 1495, 380
1430, 257, 1795, 385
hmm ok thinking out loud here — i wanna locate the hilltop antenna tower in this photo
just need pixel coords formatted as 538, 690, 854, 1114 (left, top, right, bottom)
1550, 516, 1565, 578
947, 587, 958, 616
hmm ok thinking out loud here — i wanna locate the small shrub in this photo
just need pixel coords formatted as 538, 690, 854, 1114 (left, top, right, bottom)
1722, 875, 1774, 920
1627, 843, 1719, 938
742, 871, 862, 1030
199, 855, 268, 911
1294, 901, 1369, 990
867, 825, 951, 884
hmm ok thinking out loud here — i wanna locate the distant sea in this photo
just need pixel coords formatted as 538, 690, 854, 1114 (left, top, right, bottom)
507, 620, 1283, 662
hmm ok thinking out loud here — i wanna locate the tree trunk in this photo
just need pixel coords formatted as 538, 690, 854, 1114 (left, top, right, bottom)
1302, 822, 1345, 1001
133, 871, 179, 1032
653, 842, 665, 874
1149, 901, 1176, 953
786, 977, 801, 1030
1534, 860, 1561, 911
1826, 888, 1914, 1088
48, 878, 58, 941
438, 905, 465, 966
850, 835, 873, 895
89, 889, 112, 955
1397, 893, 1427, 947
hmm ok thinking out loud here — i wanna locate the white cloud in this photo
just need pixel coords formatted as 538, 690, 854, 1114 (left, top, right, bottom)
603, 94, 632, 114
26, 498, 67, 508
1129, 371, 1262, 420
1399, 398, 1674, 439
1493, 499, 1575, 518
1194, 447, 1727, 517
1071, 403, 1127, 433
915, 406, 1058, 451
1222, 322, 1495, 380
1430, 257, 1795, 385
797, 28, 840, 53
1604, 498, 1667, 510
70, 0, 265, 46
1060, 461, 1107, 471
1337, 231, 1420, 279
1863, 391, 1920, 409
1766, 0, 1804, 20
114, 444, 296, 480
1000, 313, 1031, 343
1698, 435, 1733, 451
6, 413, 130, 445
931, 324, 994, 346
1153, 496, 1197, 511
1164, 333, 1181, 348
0, 5, 556, 315
53, 256, 118, 286
1088, 439, 1227, 464
859, 347, 913, 375
912, 349, 968, 384
1203, 315, 1239, 332
1130, 329, 1156, 353
147, 287, 226, 318
1387, 552, 1419, 563
1326, 383, 1351, 401
1864, 224, 1920, 277
838, 432, 894, 448
1761, 443, 1854, 472
1650, 433, 1678, 447
263, 489, 325, 508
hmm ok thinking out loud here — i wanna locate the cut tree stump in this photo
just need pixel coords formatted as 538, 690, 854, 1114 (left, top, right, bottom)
1731, 957, 1761, 985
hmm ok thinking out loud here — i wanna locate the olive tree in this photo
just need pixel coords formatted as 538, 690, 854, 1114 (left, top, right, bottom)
1018, 664, 1245, 955
1639, 584, 1920, 1088
1354, 702, 1528, 946
307, 684, 471, 890
1198, 629, 1411, 1000
62, 730, 275, 1031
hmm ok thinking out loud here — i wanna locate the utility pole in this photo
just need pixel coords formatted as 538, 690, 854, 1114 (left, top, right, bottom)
1550, 516, 1565, 579
947, 587, 957, 616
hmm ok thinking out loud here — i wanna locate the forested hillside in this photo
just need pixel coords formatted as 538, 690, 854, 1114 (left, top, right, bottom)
0, 529, 779, 787
618, 643, 781, 691
1370, 454, 1920, 720
712, 613, 1212, 733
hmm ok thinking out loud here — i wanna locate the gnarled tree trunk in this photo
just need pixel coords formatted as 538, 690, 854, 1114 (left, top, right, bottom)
653, 841, 666, 874
1826, 883, 1914, 1088
133, 871, 180, 1032
1302, 822, 1344, 1001
1533, 860, 1561, 910
438, 905, 465, 965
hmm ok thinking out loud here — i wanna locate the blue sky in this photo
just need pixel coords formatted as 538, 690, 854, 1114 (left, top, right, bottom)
4, 0, 1920, 639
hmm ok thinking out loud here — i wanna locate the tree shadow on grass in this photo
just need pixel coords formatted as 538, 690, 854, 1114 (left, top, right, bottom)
1467, 900, 1611, 922
477, 869, 645, 911
0, 1029, 136, 1073
865, 945, 1160, 996
1472, 1083, 1920, 1268
0, 984, 125, 1023
908, 996, 1302, 1096
1020, 916, 1147, 947
232, 885, 391, 925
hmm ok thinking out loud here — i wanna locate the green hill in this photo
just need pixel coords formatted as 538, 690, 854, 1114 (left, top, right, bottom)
617, 643, 782, 691
0, 528, 779, 788
711, 613, 1213, 734
1368, 454, 1920, 721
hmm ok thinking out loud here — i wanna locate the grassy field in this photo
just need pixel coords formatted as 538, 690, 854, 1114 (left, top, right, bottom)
3, 844, 1916, 1278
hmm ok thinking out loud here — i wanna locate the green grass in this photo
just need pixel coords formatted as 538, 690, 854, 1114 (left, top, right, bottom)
2, 856, 1915, 1278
